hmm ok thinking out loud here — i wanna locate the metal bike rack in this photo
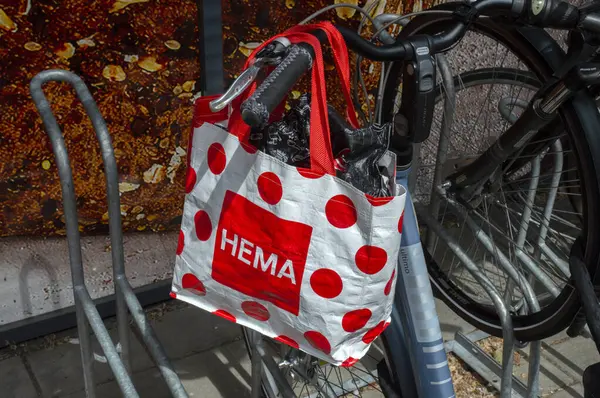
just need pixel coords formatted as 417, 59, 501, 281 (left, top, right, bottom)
30, 69, 189, 398
414, 57, 545, 397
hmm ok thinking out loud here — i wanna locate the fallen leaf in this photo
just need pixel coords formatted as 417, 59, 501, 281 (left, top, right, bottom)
143, 164, 166, 184
77, 38, 96, 48
0, 8, 16, 32
55, 43, 75, 59
118, 182, 140, 193
334, 0, 357, 20
365, 0, 387, 18
110, 0, 148, 13
102, 65, 126, 82
137, 56, 163, 72
182, 80, 195, 92
238, 41, 261, 57
24, 42, 42, 51
164, 40, 181, 50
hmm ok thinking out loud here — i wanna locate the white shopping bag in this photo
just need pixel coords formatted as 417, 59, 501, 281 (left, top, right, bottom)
171, 22, 406, 366
172, 122, 406, 365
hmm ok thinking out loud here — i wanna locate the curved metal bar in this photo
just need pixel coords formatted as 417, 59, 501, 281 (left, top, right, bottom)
30, 69, 188, 398
415, 204, 515, 397
30, 69, 135, 397
426, 53, 456, 253
434, 186, 541, 396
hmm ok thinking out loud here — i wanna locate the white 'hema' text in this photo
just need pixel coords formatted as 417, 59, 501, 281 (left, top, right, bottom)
220, 229, 297, 285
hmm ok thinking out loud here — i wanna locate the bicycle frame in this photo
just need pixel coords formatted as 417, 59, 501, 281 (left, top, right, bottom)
445, 30, 600, 200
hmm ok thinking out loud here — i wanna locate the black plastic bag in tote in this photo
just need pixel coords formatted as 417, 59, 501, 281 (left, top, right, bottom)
249, 94, 394, 197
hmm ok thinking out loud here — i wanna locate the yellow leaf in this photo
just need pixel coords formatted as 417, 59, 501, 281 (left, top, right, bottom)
334, 0, 357, 20
0, 8, 16, 32
164, 40, 181, 50
102, 65, 127, 82
55, 43, 75, 59
24, 42, 42, 51
137, 56, 164, 72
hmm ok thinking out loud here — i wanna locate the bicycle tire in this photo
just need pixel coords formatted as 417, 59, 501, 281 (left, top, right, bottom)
381, 4, 600, 341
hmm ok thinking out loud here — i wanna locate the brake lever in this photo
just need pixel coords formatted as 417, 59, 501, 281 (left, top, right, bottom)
209, 64, 262, 112
209, 37, 291, 112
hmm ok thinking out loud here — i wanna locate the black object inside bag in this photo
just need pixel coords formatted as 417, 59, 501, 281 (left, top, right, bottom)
249, 94, 394, 197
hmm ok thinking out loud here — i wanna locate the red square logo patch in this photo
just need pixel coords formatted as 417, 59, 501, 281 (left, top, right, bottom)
212, 190, 313, 315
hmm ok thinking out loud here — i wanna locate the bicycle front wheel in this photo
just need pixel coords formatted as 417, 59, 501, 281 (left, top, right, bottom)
243, 327, 394, 398
381, 5, 600, 342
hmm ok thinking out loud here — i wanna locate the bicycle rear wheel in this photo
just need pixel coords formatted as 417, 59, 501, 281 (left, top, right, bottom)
381, 5, 600, 341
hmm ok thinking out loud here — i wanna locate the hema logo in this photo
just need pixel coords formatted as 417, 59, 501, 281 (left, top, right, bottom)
212, 191, 313, 315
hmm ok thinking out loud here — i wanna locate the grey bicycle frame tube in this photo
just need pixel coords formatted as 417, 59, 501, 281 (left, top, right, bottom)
384, 168, 456, 398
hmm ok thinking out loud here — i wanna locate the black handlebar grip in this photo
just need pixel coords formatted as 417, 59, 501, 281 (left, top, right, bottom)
241, 44, 314, 128
522, 0, 580, 28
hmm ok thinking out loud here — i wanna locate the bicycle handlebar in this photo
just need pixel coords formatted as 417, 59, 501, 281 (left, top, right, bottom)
241, 0, 600, 128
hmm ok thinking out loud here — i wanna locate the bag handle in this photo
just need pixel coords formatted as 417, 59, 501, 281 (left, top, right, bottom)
285, 23, 360, 129
227, 22, 358, 175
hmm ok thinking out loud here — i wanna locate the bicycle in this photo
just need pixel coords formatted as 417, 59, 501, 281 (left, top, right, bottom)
207, 0, 600, 397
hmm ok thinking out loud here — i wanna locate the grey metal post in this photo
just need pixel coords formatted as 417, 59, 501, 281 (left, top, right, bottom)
197, 0, 224, 95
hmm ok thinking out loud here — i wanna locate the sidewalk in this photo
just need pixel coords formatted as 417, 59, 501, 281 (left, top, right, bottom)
0, 297, 595, 397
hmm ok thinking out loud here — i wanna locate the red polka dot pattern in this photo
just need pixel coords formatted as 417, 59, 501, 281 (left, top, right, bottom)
207, 143, 227, 174
310, 269, 343, 299
304, 331, 331, 354
355, 245, 388, 275
398, 211, 404, 233
194, 210, 212, 241
325, 195, 357, 229
342, 309, 372, 332
176, 230, 185, 255
297, 167, 325, 179
213, 309, 236, 323
181, 273, 206, 296
242, 301, 270, 321
185, 167, 197, 194
275, 335, 299, 349
169, 292, 177, 299
362, 321, 390, 344
384, 269, 396, 296
257, 172, 283, 205
365, 194, 394, 206
241, 141, 258, 154
341, 357, 359, 367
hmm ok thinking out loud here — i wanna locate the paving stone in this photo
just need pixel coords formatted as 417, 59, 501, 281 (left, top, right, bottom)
65, 340, 252, 398
541, 335, 595, 382
435, 299, 478, 342
150, 304, 242, 360
27, 337, 110, 397
89, 324, 156, 383
547, 383, 584, 398
27, 325, 151, 397
512, 344, 577, 396
0, 356, 38, 398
